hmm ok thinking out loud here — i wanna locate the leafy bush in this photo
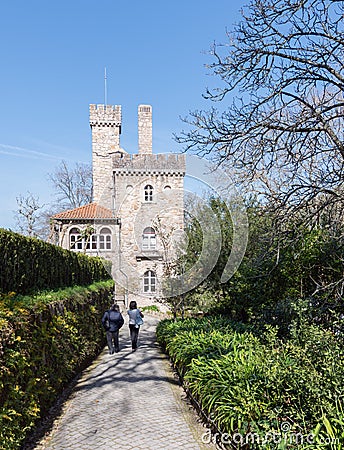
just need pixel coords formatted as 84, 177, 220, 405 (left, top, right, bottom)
0, 228, 111, 294
308, 405, 344, 449
0, 280, 113, 449
141, 304, 160, 313
183, 197, 344, 334
157, 316, 344, 448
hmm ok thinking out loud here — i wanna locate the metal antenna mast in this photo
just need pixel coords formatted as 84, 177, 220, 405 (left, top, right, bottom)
104, 67, 107, 105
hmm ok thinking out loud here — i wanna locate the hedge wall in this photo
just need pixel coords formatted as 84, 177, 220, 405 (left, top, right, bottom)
0, 229, 111, 294
0, 280, 113, 450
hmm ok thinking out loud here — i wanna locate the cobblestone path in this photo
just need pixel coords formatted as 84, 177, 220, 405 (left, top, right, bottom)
34, 315, 216, 450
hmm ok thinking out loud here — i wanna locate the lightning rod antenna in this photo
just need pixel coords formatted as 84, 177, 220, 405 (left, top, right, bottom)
104, 67, 107, 105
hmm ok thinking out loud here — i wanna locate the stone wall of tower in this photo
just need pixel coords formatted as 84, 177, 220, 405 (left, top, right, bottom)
111, 153, 185, 303
88, 103, 185, 304
112, 153, 185, 223
90, 104, 122, 209
138, 105, 152, 154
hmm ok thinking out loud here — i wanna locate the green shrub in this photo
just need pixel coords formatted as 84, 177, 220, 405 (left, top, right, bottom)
141, 304, 160, 313
157, 316, 344, 448
0, 280, 113, 449
310, 405, 344, 449
0, 228, 111, 294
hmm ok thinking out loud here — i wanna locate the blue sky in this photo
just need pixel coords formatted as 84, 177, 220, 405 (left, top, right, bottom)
0, 0, 245, 230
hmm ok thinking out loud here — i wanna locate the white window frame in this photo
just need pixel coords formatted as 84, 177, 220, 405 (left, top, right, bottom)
99, 227, 112, 251
69, 227, 112, 252
143, 270, 156, 293
142, 227, 156, 250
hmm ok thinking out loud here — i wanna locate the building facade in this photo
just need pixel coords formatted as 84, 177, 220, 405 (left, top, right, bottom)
51, 104, 185, 306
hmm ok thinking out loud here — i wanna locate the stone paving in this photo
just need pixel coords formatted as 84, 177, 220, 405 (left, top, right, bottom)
35, 315, 216, 450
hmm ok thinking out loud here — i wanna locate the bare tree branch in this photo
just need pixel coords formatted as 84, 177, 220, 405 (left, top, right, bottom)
14, 192, 44, 237
177, 0, 344, 220
49, 161, 92, 209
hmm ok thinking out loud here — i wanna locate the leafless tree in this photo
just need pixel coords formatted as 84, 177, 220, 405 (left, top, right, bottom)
151, 217, 181, 317
14, 192, 44, 237
177, 0, 344, 225
49, 161, 92, 209
14, 161, 93, 240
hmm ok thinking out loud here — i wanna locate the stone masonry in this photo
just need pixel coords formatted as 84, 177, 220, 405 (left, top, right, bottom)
90, 103, 123, 208
112, 152, 185, 304
138, 104, 153, 154
52, 103, 185, 308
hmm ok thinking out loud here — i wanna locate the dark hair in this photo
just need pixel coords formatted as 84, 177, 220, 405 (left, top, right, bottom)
129, 300, 137, 310
111, 304, 120, 311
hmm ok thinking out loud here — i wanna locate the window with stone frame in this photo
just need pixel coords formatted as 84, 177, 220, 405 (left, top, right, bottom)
142, 227, 156, 250
143, 270, 156, 293
144, 184, 153, 202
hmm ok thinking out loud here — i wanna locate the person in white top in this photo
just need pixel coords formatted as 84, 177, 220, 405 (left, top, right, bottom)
127, 300, 144, 352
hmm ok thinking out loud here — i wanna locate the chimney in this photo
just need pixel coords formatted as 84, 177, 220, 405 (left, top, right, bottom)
138, 105, 152, 154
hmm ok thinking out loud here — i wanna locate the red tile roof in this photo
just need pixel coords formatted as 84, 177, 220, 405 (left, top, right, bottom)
52, 203, 114, 220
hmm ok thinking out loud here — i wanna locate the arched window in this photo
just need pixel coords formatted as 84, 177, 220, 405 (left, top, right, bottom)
99, 227, 112, 250
144, 184, 153, 202
142, 227, 156, 250
143, 270, 156, 293
69, 227, 112, 252
69, 228, 82, 250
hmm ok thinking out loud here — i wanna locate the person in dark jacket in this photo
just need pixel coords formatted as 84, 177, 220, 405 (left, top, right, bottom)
102, 304, 124, 354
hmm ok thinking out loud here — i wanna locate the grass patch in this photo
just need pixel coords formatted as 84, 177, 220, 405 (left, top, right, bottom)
1, 279, 114, 311
141, 304, 160, 313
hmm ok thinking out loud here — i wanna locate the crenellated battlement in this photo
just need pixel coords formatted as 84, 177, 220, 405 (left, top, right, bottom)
91, 102, 185, 210
89, 104, 122, 128
112, 153, 186, 175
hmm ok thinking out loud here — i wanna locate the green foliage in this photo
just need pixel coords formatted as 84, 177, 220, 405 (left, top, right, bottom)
0, 280, 113, 449
141, 304, 160, 313
310, 405, 344, 449
183, 197, 344, 333
157, 316, 344, 448
0, 228, 111, 295
8, 280, 113, 310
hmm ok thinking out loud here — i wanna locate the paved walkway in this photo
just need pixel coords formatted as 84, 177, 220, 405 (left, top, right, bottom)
34, 315, 216, 450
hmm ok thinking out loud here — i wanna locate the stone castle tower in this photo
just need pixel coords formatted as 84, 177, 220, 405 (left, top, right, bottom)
52, 103, 185, 306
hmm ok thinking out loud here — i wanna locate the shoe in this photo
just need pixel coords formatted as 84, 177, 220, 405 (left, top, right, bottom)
115, 348, 119, 353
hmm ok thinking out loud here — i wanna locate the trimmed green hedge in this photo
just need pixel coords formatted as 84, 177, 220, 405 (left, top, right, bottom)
0, 280, 113, 450
0, 229, 111, 294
